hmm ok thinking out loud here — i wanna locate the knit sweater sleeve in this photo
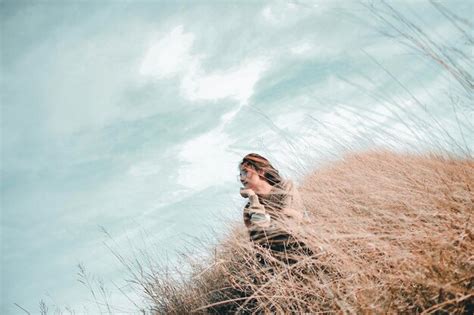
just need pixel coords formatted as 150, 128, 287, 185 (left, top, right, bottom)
243, 195, 271, 228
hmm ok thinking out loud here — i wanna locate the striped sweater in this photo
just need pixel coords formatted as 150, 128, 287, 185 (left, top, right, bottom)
243, 179, 306, 245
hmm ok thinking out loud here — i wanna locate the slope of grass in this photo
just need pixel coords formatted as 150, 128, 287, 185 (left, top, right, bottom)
142, 150, 473, 314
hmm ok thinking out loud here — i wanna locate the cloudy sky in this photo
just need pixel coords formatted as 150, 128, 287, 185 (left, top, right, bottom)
1, 0, 472, 313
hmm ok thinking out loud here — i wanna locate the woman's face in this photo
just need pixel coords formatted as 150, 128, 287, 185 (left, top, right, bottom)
239, 165, 264, 190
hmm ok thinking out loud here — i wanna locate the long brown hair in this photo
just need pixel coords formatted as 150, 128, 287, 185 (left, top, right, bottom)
239, 153, 282, 186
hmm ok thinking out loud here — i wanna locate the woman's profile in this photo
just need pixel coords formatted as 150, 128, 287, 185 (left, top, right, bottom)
238, 153, 311, 265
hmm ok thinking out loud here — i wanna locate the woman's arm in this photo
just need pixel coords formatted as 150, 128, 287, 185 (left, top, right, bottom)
243, 194, 271, 228
241, 181, 306, 231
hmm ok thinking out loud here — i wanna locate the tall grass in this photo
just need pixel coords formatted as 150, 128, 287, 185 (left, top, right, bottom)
134, 150, 472, 314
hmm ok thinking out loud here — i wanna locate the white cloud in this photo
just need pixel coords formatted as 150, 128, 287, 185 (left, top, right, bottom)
262, 6, 277, 23
177, 129, 238, 191
290, 42, 313, 55
139, 26, 268, 105
261, 2, 318, 26
181, 59, 268, 104
139, 25, 197, 79
261, 3, 300, 24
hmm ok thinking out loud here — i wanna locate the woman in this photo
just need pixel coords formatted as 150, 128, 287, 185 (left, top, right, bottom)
238, 153, 310, 265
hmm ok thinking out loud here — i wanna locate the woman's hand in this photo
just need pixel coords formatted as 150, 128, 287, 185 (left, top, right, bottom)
240, 188, 256, 198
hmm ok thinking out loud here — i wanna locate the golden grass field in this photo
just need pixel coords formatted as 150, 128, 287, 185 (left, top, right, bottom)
141, 150, 473, 314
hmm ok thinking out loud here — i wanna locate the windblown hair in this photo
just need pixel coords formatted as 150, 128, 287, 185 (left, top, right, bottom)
239, 153, 282, 186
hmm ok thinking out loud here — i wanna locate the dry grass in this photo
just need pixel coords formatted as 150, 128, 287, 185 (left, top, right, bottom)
141, 150, 473, 314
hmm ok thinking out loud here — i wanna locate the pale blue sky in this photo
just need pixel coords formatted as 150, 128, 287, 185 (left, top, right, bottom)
1, 0, 472, 313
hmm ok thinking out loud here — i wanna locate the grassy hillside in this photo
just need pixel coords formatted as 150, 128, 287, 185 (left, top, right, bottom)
142, 150, 473, 314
